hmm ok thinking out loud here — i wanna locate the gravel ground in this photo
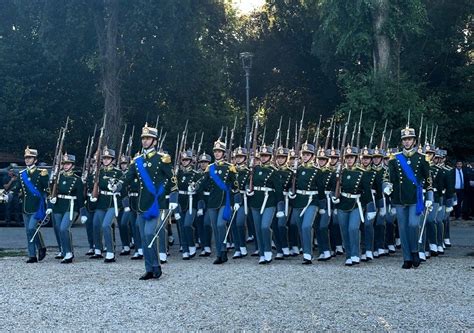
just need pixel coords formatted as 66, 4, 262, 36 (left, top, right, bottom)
1, 241, 473, 331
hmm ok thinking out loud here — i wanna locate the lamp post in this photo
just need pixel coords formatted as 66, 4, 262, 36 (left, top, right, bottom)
240, 52, 253, 152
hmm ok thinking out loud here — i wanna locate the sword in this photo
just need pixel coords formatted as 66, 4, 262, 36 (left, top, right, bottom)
223, 208, 238, 244
147, 209, 173, 248
418, 206, 431, 244
30, 213, 51, 243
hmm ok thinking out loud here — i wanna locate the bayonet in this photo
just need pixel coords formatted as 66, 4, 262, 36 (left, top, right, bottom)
368, 121, 376, 149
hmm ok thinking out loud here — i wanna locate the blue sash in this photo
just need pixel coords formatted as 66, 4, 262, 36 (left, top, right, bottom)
135, 156, 165, 220
209, 163, 231, 221
396, 154, 424, 215
20, 170, 46, 220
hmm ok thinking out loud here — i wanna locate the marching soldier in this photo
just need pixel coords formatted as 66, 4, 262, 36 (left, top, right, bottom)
120, 123, 178, 280
246, 144, 284, 264
127, 154, 143, 260
382, 126, 433, 269
439, 150, 455, 249
328, 148, 344, 256
273, 146, 292, 259
289, 143, 319, 264
90, 147, 123, 262
176, 149, 200, 260
314, 148, 334, 261
48, 154, 86, 263
359, 147, 378, 261
19, 147, 49, 263
232, 147, 250, 258
372, 147, 389, 257
83, 159, 97, 255
196, 153, 212, 257
383, 148, 398, 254
333, 145, 369, 266
195, 139, 240, 264
118, 155, 133, 256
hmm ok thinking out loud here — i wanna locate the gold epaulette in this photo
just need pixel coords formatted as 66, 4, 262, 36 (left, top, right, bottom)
229, 164, 237, 173
40, 169, 48, 176
161, 154, 171, 164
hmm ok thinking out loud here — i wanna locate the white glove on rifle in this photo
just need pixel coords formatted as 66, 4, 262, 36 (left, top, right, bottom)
383, 183, 393, 196
197, 209, 204, 217
445, 206, 453, 213
233, 203, 240, 211
49, 197, 57, 204
80, 216, 88, 224
331, 196, 340, 204
89, 197, 98, 203
367, 212, 376, 220
169, 202, 178, 211
425, 200, 433, 208
45, 208, 53, 215
319, 209, 326, 215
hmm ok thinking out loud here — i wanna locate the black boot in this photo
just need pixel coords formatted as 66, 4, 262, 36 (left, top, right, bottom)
38, 247, 47, 261
213, 256, 224, 265
402, 261, 413, 269
139, 272, 155, 280
221, 251, 228, 263
26, 257, 38, 263
412, 252, 421, 268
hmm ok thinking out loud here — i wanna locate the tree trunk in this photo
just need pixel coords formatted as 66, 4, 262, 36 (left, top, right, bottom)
371, 0, 391, 78
94, 0, 121, 150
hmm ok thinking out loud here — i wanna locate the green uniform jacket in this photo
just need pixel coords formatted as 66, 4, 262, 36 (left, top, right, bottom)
248, 163, 283, 209
429, 164, 444, 203
275, 166, 293, 193
360, 166, 377, 207
196, 160, 238, 209
122, 150, 176, 213
335, 166, 367, 212
372, 165, 384, 202
177, 167, 201, 210
442, 165, 455, 201
85, 174, 96, 212
292, 163, 319, 209
384, 150, 432, 205
316, 166, 335, 209
19, 167, 49, 215
95, 166, 123, 210
52, 171, 84, 214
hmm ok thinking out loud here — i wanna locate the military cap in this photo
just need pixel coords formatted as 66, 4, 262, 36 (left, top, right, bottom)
119, 155, 131, 164
372, 146, 384, 157
213, 140, 226, 152
259, 144, 273, 156
360, 146, 373, 158
276, 146, 289, 157
423, 143, 435, 154
329, 148, 340, 158
24, 146, 38, 158
102, 147, 116, 159
401, 126, 416, 139
317, 148, 329, 159
301, 142, 315, 155
344, 145, 359, 156
181, 150, 193, 160
234, 146, 248, 157
198, 153, 212, 163
62, 153, 76, 164
141, 123, 158, 139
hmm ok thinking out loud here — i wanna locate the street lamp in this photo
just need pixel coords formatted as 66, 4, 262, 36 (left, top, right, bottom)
240, 52, 253, 152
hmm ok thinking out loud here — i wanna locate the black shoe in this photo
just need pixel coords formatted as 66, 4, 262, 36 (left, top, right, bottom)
55, 254, 64, 260
90, 254, 104, 259
61, 257, 73, 264
213, 256, 224, 265
160, 260, 167, 264
274, 255, 284, 261
119, 250, 131, 256
430, 251, 438, 257
189, 252, 196, 259
251, 251, 259, 257
232, 253, 244, 259
131, 254, 143, 260
302, 259, 312, 265
38, 247, 47, 261
222, 252, 228, 263
104, 257, 116, 263
412, 252, 421, 268
402, 261, 413, 269
26, 257, 38, 263
130, 243, 135, 250
85, 249, 94, 256
153, 269, 162, 279
139, 272, 155, 280
199, 251, 211, 257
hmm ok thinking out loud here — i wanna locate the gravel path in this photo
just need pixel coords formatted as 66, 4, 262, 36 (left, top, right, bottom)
1, 242, 473, 331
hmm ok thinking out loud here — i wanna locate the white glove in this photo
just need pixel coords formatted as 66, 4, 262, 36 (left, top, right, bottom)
1, 194, 9, 203
453, 200, 458, 206
233, 203, 240, 211
124, 207, 131, 212
425, 200, 433, 208
318, 209, 326, 215
367, 212, 377, 220
383, 184, 393, 196
379, 207, 386, 216
107, 183, 119, 192
276, 211, 285, 218
390, 208, 397, 215
188, 184, 196, 193
438, 206, 443, 212
50, 197, 57, 204
288, 192, 296, 200
470, 180, 474, 187
197, 208, 204, 216
80, 216, 88, 224
174, 212, 181, 220
89, 197, 98, 203
45, 208, 53, 215
169, 202, 178, 210
246, 189, 254, 197
446, 206, 453, 213
331, 196, 340, 204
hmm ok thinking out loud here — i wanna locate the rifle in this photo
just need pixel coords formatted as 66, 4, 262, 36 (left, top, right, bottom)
83, 124, 97, 184
324, 116, 334, 150
50, 127, 63, 184
81, 136, 91, 179
197, 132, 204, 156
118, 124, 127, 161
125, 125, 135, 157
248, 117, 259, 192
368, 121, 376, 149
51, 117, 70, 198
291, 107, 305, 194
355, 110, 363, 148
227, 117, 237, 163
285, 118, 291, 148
273, 116, 283, 148
334, 110, 352, 199
433, 125, 438, 147
313, 115, 322, 148
159, 132, 167, 152
191, 132, 197, 155
386, 129, 392, 149
379, 120, 388, 149
155, 115, 160, 129
92, 114, 107, 199
418, 114, 423, 145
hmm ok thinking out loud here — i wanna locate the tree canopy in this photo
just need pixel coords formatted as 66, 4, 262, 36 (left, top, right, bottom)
0, 0, 472, 162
